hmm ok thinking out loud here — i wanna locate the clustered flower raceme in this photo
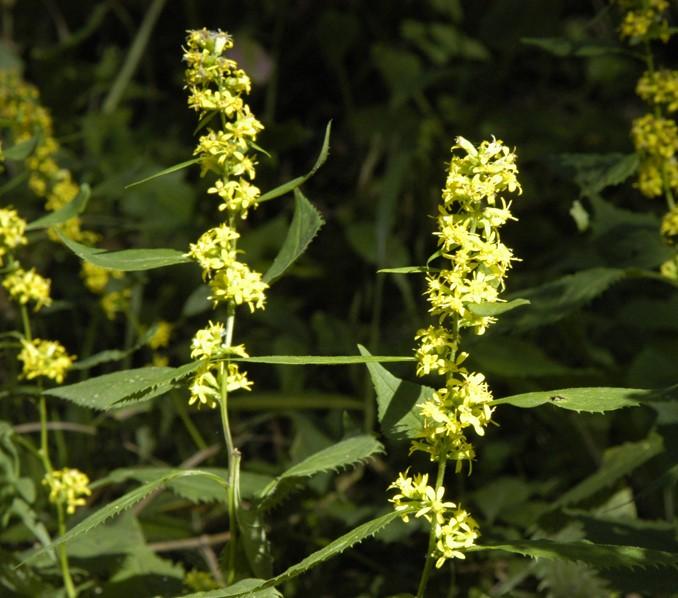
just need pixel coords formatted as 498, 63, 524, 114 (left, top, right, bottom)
43, 468, 91, 515
183, 30, 267, 408
390, 137, 522, 568
617, 0, 670, 43
616, 2, 678, 279
0, 206, 75, 383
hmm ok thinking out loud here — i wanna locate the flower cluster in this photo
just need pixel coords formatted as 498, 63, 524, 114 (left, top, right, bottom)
2, 266, 52, 311
18, 338, 75, 384
619, 7, 678, 280
43, 468, 91, 514
183, 30, 267, 409
390, 137, 522, 567
0, 207, 27, 265
0, 71, 95, 243
637, 69, 678, 113
617, 0, 670, 43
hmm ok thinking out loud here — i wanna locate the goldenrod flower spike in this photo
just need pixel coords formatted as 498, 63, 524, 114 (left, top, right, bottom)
391, 137, 522, 577
43, 468, 92, 515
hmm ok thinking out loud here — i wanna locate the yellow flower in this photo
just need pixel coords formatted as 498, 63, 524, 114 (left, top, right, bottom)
631, 113, 678, 159
148, 320, 173, 350
100, 289, 131, 320
81, 261, 123, 294
661, 205, 678, 242
637, 69, 678, 112
2, 266, 52, 311
188, 362, 252, 408
209, 261, 268, 312
618, 0, 670, 42
43, 468, 91, 514
0, 207, 28, 264
18, 338, 75, 384
190, 321, 226, 359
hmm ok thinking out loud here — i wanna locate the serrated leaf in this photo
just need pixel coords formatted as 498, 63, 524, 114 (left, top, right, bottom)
21, 470, 224, 566
377, 266, 431, 274
181, 578, 282, 598
95, 467, 271, 501
26, 184, 90, 230
124, 158, 200, 189
57, 231, 191, 271
492, 387, 644, 412
467, 298, 530, 317
43, 362, 200, 410
502, 268, 627, 331
552, 433, 663, 509
557, 153, 638, 199
259, 122, 331, 203
358, 345, 429, 441
237, 354, 413, 365
179, 511, 401, 597
263, 189, 324, 283
3, 134, 41, 161
258, 435, 383, 505
522, 37, 625, 57
475, 538, 678, 570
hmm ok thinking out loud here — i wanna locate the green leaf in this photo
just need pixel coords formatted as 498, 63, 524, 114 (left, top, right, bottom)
44, 363, 200, 410
3, 134, 41, 161
258, 435, 384, 505
377, 266, 431, 274
181, 578, 281, 598
259, 122, 332, 203
358, 344, 429, 441
21, 470, 223, 566
26, 184, 91, 230
179, 511, 402, 597
551, 434, 663, 509
492, 387, 645, 413
57, 231, 191, 271
502, 268, 627, 331
467, 298, 530, 317
263, 189, 324, 283
229, 392, 363, 411
475, 538, 678, 570
237, 354, 414, 365
522, 37, 626, 58
123, 158, 200, 189
557, 153, 639, 199
237, 504, 273, 579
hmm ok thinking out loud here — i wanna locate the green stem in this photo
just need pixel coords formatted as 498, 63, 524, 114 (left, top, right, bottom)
102, 0, 166, 114
19, 301, 32, 342
173, 391, 208, 450
416, 457, 448, 598
56, 503, 77, 598
218, 301, 239, 583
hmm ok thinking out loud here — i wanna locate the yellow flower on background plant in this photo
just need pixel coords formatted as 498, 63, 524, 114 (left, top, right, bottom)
18, 338, 75, 384
0, 207, 28, 264
43, 468, 91, 514
2, 266, 52, 311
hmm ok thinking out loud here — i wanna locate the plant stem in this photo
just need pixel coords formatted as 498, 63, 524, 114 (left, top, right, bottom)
218, 301, 239, 584
56, 503, 77, 598
416, 457, 448, 598
102, 0, 166, 114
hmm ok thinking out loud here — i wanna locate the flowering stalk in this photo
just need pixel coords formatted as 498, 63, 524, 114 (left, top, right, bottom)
389, 137, 522, 596
615, 0, 678, 278
0, 206, 86, 597
182, 29, 268, 583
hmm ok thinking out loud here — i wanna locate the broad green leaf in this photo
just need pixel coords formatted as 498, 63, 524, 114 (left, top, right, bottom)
492, 387, 644, 412
378, 266, 430, 274
358, 344, 430, 440
238, 504, 273, 579
467, 298, 530, 317
475, 538, 678, 570
57, 231, 191, 271
522, 37, 625, 58
263, 189, 324, 283
3, 135, 41, 161
124, 157, 200, 189
44, 363, 200, 410
557, 153, 638, 199
21, 470, 223, 566
502, 268, 627, 331
237, 354, 414, 365
66, 512, 145, 558
181, 578, 281, 598
179, 511, 402, 597
95, 467, 271, 500
259, 122, 332, 203
26, 184, 91, 230
258, 435, 384, 504
551, 434, 663, 510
